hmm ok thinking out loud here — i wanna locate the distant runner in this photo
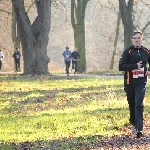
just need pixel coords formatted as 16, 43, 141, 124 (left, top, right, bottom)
0, 49, 4, 70
12, 48, 21, 72
62, 46, 72, 76
71, 48, 80, 74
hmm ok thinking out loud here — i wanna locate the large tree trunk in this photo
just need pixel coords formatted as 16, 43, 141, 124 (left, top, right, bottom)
71, 0, 90, 73
118, 0, 134, 49
73, 21, 86, 73
12, 0, 51, 75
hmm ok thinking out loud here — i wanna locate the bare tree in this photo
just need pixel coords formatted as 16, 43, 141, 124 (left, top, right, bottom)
71, 0, 90, 73
118, 0, 134, 48
110, 10, 121, 70
11, 0, 51, 75
12, 3, 20, 50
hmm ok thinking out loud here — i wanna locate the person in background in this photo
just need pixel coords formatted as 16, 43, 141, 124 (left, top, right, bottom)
119, 31, 150, 138
0, 49, 4, 70
71, 48, 80, 74
62, 46, 72, 76
12, 48, 21, 72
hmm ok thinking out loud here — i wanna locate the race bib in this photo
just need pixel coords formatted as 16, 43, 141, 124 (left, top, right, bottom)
16, 55, 20, 58
66, 55, 69, 57
132, 67, 144, 78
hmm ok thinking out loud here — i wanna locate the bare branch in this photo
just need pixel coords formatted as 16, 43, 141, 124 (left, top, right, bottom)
0, 9, 11, 15
97, 0, 103, 8
26, 1, 35, 13
142, 21, 150, 34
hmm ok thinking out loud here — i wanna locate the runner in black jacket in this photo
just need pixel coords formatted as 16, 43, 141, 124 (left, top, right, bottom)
119, 31, 150, 138
71, 48, 80, 74
12, 48, 21, 72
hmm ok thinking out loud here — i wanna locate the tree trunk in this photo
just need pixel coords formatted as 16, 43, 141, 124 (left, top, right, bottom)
71, 0, 90, 73
110, 10, 121, 70
12, 0, 51, 75
73, 22, 86, 72
12, 4, 20, 50
118, 0, 134, 49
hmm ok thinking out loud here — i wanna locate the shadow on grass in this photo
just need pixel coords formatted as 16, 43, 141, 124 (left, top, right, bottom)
0, 133, 150, 149
1, 84, 125, 113
0, 73, 92, 81
1, 106, 150, 149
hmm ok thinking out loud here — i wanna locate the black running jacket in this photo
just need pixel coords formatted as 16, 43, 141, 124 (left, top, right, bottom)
119, 45, 150, 86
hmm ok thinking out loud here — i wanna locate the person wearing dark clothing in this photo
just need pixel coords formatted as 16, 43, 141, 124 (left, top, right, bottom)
119, 31, 150, 138
12, 48, 21, 72
71, 48, 80, 74
62, 46, 72, 76
0, 49, 4, 70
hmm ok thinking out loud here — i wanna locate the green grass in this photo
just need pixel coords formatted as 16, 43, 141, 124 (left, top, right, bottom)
0, 74, 150, 149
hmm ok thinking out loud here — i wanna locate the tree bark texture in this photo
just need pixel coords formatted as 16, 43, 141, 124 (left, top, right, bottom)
71, 0, 90, 73
118, 0, 134, 49
11, 0, 51, 75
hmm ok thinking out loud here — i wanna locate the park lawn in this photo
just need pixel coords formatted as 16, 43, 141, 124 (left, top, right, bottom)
0, 75, 150, 149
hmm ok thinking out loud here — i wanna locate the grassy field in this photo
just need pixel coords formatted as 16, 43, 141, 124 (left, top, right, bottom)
0, 74, 150, 149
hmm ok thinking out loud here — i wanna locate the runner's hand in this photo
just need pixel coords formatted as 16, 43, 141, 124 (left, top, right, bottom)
137, 61, 142, 69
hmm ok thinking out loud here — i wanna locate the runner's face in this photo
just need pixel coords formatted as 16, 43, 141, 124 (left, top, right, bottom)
131, 33, 142, 48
